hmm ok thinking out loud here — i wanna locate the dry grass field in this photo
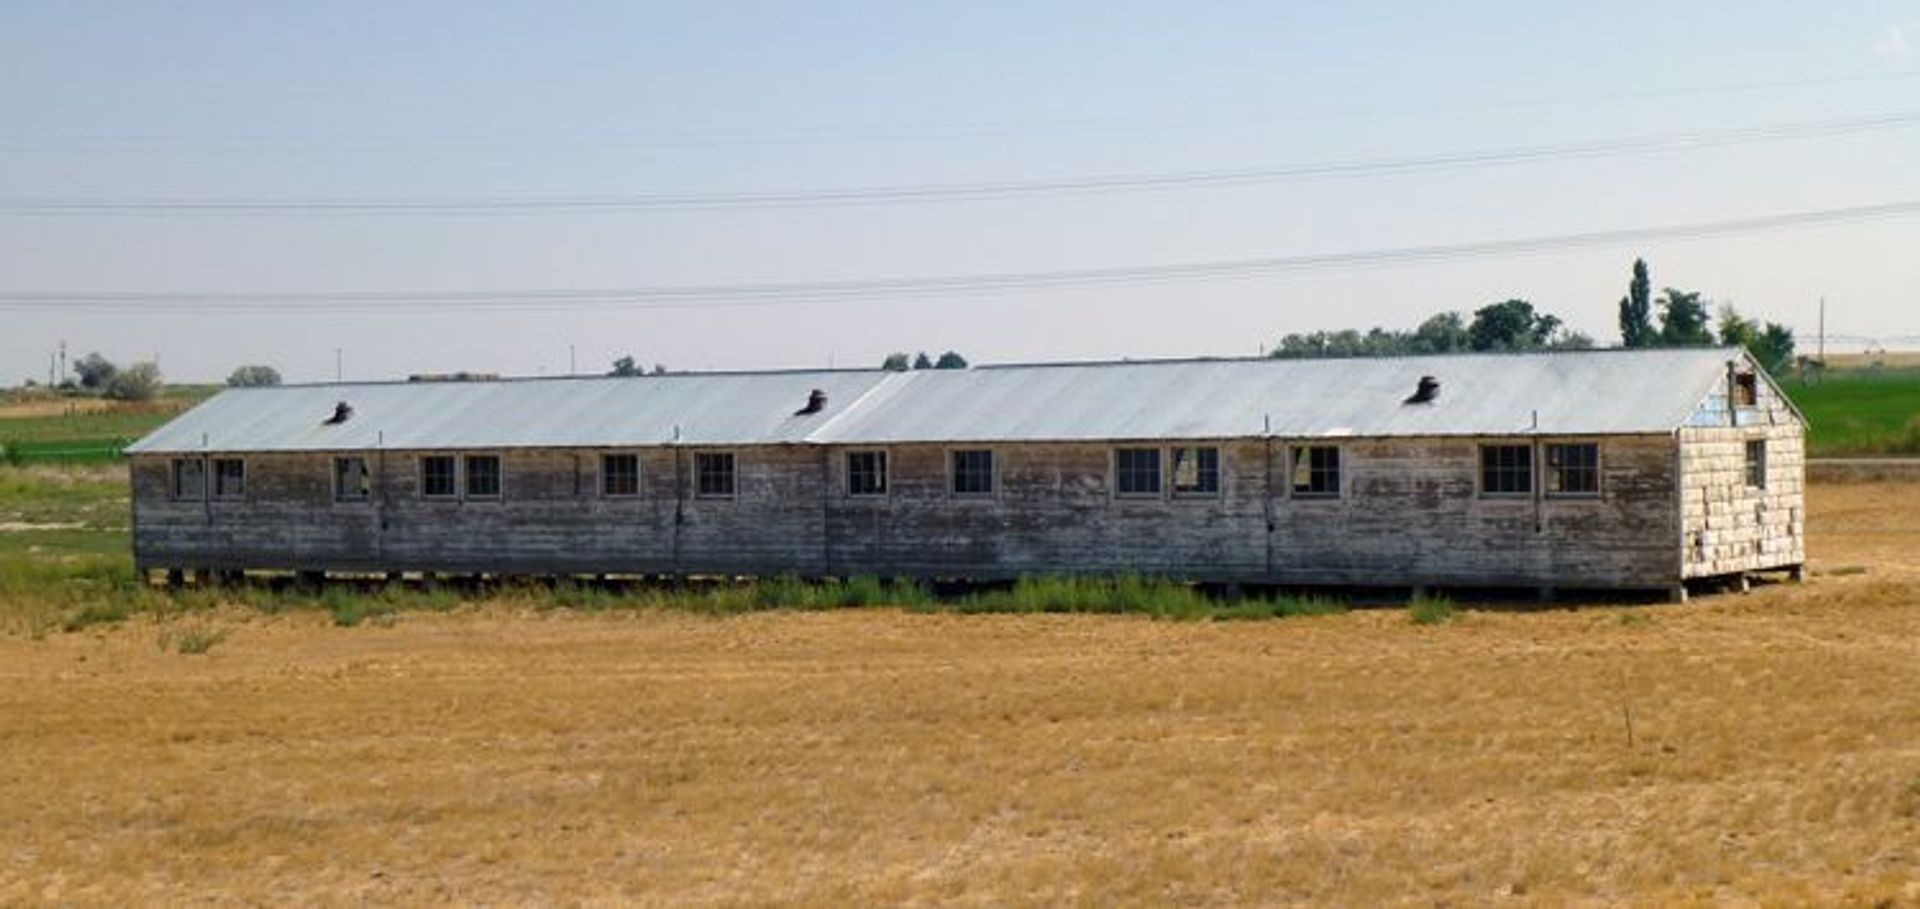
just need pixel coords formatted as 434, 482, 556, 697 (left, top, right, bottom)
2, 483, 1917, 905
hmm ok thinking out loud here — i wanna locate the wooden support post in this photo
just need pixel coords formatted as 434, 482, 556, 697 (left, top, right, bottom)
165, 568, 184, 589
1737, 574, 1752, 594
1788, 564, 1806, 583
1668, 584, 1689, 604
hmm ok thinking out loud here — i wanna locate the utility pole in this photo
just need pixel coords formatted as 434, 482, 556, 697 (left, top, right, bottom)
569, 344, 577, 376
335, 348, 343, 383
1817, 298, 1826, 364
57, 341, 66, 384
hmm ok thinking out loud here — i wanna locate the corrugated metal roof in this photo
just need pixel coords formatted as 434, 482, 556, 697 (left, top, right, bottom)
128, 370, 897, 453
127, 348, 1749, 454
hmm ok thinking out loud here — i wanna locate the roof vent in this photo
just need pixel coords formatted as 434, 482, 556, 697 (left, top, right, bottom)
322, 400, 354, 425
1403, 376, 1440, 405
795, 388, 828, 416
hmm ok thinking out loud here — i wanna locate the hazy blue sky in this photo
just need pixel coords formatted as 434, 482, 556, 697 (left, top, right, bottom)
3, 1, 1917, 382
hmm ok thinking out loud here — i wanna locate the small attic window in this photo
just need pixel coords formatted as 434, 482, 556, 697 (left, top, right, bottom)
1733, 373, 1759, 408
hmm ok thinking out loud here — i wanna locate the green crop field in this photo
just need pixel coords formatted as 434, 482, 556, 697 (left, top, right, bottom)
1780, 367, 1920, 457
0, 386, 216, 465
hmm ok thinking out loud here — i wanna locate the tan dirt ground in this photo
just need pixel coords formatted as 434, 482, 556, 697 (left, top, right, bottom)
1, 483, 1917, 906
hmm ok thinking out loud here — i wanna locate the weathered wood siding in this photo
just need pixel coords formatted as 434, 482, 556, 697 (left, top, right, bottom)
1282, 435, 1680, 588
134, 433, 1689, 588
1678, 365, 1806, 578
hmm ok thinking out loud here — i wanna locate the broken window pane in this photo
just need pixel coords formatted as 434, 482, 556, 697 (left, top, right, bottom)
1291, 445, 1340, 497
1546, 443, 1599, 496
172, 458, 205, 500
1745, 439, 1766, 489
1171, 447, 1220, 495
334, 457, 371, 501
212, 458, 245, 498
847, 451, 888, 496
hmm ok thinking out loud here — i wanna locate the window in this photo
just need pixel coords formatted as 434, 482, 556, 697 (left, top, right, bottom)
171, 458, 205, 500
463, 454, 501, 499
1733, 372, 1759, 408
846, 451, 888, 497
695, 452, 735, 498
601, 453, 640, 497
1745, 439, 1767, 489
334, 456, 370, 501
950, 449, 994, 497
1115, 447, 1162, 496
1171, 446, 1220, 496
212, 458, 245, 499
1545, 443, 1599, 496
1290, 445, 1340, 498
420, 455, 457, 498
1480, 444, 1533, 496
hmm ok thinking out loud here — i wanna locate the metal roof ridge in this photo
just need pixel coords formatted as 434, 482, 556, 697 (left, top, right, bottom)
258, 365, 890, 391
803, 371, 915, 444
970, 346, 1741, 371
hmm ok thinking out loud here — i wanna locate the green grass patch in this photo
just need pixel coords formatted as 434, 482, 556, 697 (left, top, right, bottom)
1408, 594, 1458, 625
0, 406, 184, 444
63, 600, 131, 632
0, 389, 215, 465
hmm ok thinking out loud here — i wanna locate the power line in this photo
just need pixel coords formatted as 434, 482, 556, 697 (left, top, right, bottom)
4, 109, 1918, 216
4, 198, 1917, 312
3, 68, 1917, 154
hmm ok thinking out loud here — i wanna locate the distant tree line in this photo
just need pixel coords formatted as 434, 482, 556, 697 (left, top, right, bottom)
1270, 300, 1591, 359
68, 352, 165, 401
881, 351, 968, 371
1615, 257, 1795, 374
609, 355, 669, 376
1271, 257, 1795, 375
226, 364, 282, 387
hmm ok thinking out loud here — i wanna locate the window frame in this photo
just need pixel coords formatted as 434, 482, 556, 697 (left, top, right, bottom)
1744, 438, 1767, 489
1479, 443, 1534, 498
1170, 445, 1222, 498
1289, 444, 1342, 499
170, 457, 207, 501
1543, 442, 1601, 498
600, 452, 642, 498
333, 455, 372, 503
693, 451, 736, 500
845, 449, 889, 498
1113, 446, 1163, 498
462, 453, 502, 500
211, 457, 246, 500
948, 448, 996, 499
419, 454, 458, 499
